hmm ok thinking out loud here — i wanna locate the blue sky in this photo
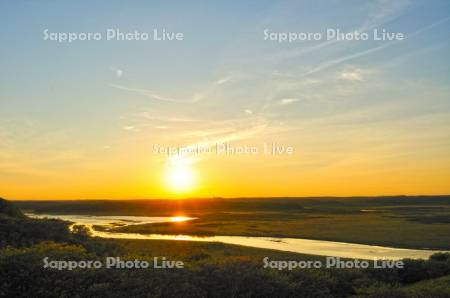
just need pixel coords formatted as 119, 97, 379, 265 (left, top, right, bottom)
1, 0, 450, 198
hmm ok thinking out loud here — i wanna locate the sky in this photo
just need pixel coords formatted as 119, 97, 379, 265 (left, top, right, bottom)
1, 0, 450, 199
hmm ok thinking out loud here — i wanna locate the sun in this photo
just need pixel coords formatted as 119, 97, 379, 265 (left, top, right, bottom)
167, 166, 194, 192
164, 156, 196, 193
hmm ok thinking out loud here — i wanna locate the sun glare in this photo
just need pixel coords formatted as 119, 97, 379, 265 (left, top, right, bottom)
170, 216, 191, 222
164, 156, 196, 193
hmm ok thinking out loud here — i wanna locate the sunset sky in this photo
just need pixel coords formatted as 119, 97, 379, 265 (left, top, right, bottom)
1, 0, 450, 199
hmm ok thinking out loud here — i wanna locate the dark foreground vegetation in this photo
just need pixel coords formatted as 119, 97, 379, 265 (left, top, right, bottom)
2, 197, 450, 297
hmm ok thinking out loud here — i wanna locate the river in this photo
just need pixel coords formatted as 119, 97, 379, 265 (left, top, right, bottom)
27, 213, 447, 260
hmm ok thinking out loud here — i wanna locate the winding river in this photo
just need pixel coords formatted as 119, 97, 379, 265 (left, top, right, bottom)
27, 213, 447, 260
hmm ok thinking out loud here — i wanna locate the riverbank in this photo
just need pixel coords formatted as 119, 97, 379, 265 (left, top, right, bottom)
3, 198, 450, 297
16, 196, 450, 250
27, 213, 448, 260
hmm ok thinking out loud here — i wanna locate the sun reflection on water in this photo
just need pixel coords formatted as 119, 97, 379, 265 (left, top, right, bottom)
170, 216, 192, 222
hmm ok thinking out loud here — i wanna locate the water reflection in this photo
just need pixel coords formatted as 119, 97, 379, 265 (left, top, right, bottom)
170, 216, 193, 222
28, 213, 447, 260
26, 213, 195, 228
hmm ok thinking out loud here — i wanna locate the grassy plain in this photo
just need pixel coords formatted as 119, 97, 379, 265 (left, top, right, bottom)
3, 197, 450, 297
14, 196, 450, 249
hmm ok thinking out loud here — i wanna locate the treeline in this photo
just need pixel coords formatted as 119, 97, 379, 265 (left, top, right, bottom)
13, 195, 450, 216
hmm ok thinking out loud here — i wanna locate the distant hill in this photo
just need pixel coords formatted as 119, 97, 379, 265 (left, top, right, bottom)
0, 198, 25, 218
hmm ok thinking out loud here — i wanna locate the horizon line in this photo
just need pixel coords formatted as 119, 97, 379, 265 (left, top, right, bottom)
6, 194, 450, 201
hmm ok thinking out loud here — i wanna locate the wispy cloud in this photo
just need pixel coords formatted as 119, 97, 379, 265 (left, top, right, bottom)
110, 84, 202, 103
110, 73, 235, 104
361, 0, 412, 32
272, 0, 413, 64
279, 98, 299, 105
301, 15, 450, 78
110, 66, 123, 78
338, 68, 365, 82
301, 42, 390, 77
138, 112, 202, 123
215, 76, 232, 85
151, 114, 272, 164
122, 125, 137, 131
0, 120, 90, 178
